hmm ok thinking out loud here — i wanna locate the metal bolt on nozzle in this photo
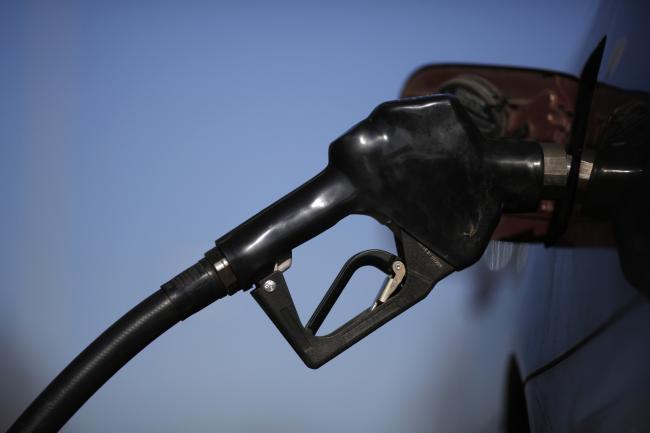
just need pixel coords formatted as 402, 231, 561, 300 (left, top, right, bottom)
263, 280, 276, 293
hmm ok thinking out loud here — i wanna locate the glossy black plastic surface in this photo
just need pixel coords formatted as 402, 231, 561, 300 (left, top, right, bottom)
216, 95, 543, 288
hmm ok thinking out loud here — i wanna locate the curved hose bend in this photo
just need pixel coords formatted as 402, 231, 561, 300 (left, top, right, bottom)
8, 258, 228, 433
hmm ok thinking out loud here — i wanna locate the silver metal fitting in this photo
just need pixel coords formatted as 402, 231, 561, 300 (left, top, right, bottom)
541, 142, 571, 187
263, 280, 276, 293
541, 143, 595, 198
578, 149, 595, 190
371, 260, 406, 310
211, 255, 238, 294
274, 254, 292, 273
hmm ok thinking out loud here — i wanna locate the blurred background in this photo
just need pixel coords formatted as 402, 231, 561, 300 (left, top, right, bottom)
0, 0, 623, 431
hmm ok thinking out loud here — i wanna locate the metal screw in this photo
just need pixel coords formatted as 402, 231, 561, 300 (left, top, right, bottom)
263, 280, 276, 293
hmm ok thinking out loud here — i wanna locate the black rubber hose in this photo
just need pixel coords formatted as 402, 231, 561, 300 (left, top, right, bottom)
8, 290, 179, 432
8, 258, 229, 433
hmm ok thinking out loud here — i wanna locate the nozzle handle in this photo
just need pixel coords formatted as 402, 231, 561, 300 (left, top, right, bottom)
251, 230, 453, 369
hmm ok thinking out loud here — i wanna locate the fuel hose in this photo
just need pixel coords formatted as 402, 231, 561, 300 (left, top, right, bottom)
8, 256, 229, 433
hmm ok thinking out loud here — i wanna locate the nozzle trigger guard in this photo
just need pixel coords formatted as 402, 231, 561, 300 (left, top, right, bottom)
251, 230, 454, 368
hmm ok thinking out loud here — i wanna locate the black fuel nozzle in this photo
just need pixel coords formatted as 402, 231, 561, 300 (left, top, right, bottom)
206, 94, 544, 367
6, 95, 550, 433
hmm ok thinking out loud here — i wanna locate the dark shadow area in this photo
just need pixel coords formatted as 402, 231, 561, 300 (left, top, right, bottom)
0, 331, 39, 432
505, 359, 531, 433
